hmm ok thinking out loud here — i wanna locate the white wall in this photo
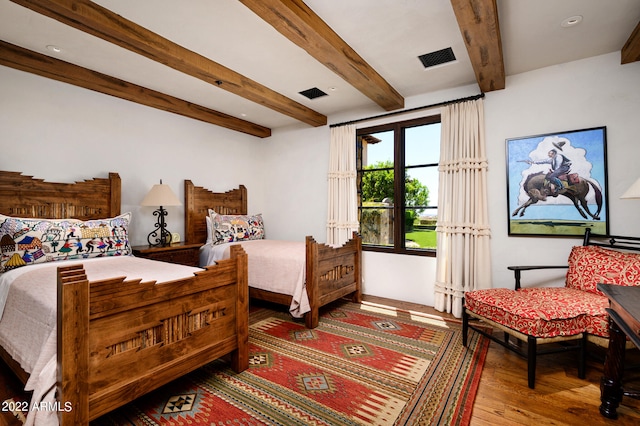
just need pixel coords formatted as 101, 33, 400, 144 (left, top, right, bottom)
0, 66, 269, 246
2, 51, 639, 308
257, 125, 330, 242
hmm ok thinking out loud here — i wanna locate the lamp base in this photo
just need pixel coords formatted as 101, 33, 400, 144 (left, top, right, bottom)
147, 207, 173, 247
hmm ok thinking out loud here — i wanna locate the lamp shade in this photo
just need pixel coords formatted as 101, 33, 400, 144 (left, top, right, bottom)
140, 182, 182, 206
621, 177, 640, 199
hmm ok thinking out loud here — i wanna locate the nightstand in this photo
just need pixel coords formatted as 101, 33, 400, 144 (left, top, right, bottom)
132, 242, 202, 267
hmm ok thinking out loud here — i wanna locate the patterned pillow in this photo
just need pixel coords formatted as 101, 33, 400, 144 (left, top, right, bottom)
565, 245, 640, 294
208, 209, 264, 245
0, 212, 132, 273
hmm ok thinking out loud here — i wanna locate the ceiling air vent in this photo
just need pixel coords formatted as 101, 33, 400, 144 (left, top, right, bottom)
418, 47, 456, 69
299, 87, 328, 100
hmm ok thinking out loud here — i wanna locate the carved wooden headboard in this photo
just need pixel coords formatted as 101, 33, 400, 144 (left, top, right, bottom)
184, 180, 247, 244
0, 171, 121, 220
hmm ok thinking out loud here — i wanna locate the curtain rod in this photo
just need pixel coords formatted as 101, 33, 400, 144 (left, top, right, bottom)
329, 92, 485, 128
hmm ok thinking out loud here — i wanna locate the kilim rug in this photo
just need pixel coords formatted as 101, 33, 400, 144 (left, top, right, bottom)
89, 300, 489, 426
4, 300, 489, 425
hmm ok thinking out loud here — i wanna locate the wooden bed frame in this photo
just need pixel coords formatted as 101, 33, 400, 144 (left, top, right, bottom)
184, 179, 362, 329
0, 171, 249, 424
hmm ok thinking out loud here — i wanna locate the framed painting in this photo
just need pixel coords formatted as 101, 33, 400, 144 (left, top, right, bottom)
506, 126, 608, 236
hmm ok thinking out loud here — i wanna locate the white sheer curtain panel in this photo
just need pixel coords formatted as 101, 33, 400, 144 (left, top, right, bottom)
434, 99, 492, 318
326, 124, 359, 246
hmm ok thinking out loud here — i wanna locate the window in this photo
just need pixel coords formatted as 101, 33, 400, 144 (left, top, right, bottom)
356, 115, 440, 256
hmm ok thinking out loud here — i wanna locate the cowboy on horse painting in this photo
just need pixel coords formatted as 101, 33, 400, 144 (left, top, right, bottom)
506, 127, 608, 236
527, 141, 572, 197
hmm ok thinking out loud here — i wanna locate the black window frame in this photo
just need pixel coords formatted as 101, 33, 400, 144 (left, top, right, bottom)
356, 115, 441, 257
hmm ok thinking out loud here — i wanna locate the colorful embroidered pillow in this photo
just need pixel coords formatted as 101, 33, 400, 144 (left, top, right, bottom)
208, 209, 264, 245
0, 212, 132, 273
565, 245, 640, 294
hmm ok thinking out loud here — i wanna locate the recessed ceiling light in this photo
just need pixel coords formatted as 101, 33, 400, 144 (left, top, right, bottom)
561, 15, 583, 28
46, 45, 62, 53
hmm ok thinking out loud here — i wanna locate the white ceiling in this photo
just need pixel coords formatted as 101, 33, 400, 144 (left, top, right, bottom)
1, 0, 638, 132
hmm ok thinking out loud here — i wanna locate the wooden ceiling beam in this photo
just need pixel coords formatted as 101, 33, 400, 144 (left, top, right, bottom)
0, 40, 272, 138
239, 0, 404, 111
621, 21, 640, 64
9, 0, 326, 127
450, 0, 505, 92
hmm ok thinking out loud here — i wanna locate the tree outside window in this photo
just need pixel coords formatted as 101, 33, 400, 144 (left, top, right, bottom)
356, 116, 440, 255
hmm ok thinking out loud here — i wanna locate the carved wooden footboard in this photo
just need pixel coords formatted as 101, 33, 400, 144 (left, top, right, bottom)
248, 233, 362, 328
305, 232, 362, 328
57, 245, 248, 424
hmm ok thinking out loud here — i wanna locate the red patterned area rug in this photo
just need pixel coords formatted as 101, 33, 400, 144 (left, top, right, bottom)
91, 300, 489, 426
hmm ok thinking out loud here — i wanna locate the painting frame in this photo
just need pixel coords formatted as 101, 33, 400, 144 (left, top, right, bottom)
506, 126, 608, 237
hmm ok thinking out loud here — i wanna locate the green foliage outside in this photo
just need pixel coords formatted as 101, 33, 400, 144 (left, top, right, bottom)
361, 160, 430, 222
361, 161, 394, 203
361, 161, 435, 248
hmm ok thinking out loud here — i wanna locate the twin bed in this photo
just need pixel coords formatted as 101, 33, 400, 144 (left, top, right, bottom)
184, 179, 362, 329
0, 171, 248, 425
0, 171, 362, 424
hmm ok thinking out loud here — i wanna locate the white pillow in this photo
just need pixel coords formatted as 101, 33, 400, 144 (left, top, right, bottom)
206, 215, 213, 245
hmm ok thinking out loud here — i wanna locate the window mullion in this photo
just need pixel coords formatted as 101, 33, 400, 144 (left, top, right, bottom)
395, 124, 404, 252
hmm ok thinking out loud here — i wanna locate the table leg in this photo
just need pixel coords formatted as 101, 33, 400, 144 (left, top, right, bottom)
600, 318, 626, 419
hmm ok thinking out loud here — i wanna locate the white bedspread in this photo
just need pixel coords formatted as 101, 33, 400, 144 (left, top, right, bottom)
0, 256, 201, 426
200, 240, 310, 318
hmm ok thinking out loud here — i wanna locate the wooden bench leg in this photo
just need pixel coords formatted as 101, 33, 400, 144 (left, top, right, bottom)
578, 334, 586, 379
527, 335, 537, 389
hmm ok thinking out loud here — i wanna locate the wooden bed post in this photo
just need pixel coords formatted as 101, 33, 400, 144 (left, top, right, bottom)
305, 236, 320, 329
108, 172, 121, 218
239, 185, 248, 215
184, 179, 196, 243
57, 264, 90, 425
230, 245, 249, 372
352, 231, 363, 303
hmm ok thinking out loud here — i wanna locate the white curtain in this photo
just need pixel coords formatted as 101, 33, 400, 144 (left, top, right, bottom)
434, 99, 492, 318
326, 124, 359, 246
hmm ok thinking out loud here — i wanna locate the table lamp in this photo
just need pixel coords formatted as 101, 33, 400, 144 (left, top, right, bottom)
140, 180, 182, 246
621, 177, 640, 199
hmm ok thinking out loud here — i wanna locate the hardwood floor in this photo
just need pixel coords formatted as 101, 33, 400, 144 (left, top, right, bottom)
1, 295, 639, 425
363, 295, 640, 426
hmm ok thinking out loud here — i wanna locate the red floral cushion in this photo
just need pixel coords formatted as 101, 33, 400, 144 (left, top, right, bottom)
566, 245, 640, 295
465, 287, 608, 338
466, 245, 640, 340
584, 312, 610, 338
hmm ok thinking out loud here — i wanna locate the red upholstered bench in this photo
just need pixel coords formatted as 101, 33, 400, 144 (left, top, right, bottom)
462, 230, 640, 388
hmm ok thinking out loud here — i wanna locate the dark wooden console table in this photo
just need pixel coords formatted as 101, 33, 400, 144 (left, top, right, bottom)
598, 284, 640, 419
